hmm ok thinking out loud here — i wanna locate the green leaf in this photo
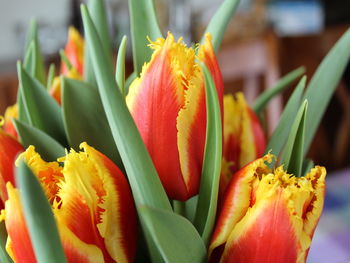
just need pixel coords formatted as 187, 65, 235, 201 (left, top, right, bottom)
266, 76, 306, 157
128, 0, 162, 74
84, 0, 112, 84
17, 63, 67, 146
253, 66, 305, 114
139, 205, 207, 263
59, 49, 73, 70
61, 77, 123, 168
194, 64, 222, 245
125, 71, 137, 95
16, 162, 67, 263
280, 100, 308, 176
303, 28, 350, 153
17, 90, 30, 124
116, 36, 127, 97
14, 119, 65, 162
0, 222, 12, 263
24, 19, 45, 85
201, 0, 240, 52
46, 63, 56, 90
81, 4, 171, 211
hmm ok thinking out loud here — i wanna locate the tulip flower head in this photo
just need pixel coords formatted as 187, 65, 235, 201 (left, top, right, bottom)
210, 154, 326, 263
1, 143, 137, 263
127, 32, 223, 201
3, 104, 19, 139
220, 93, 265, 197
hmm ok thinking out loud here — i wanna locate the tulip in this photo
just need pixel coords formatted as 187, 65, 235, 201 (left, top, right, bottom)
0, 129, 23, 207
220, 93, 265, 198
209, 154, 326, 263
3, 104, 19, 139
1, 143, 137, 263
126, 32, 223, 201
60, 27, 84, 76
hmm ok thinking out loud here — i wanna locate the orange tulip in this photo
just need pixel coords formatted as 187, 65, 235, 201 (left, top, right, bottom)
0, 129, 23, 208
1, 143, 137, 263
220, 93, 265, 198
61, 27, 84, 76
126, 32, 223, 201
209, 154, 326, 263
3, 104, 19, 139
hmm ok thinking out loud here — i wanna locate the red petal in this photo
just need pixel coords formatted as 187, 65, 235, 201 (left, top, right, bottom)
61, 27, 84, 75
0, 130, 23, 203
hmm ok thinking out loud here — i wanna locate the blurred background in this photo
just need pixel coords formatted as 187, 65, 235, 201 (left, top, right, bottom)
0, 0, 350, 262
1, 0, 350, 171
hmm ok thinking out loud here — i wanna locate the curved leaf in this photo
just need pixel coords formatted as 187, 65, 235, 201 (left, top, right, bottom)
253, 66, 305, 114
16, 162, 67, 263
116, 36, 127, 97
303, 28, 350, 153
14, 119, 65, 162
17, 63, 67, 146
81, 4, 171, 211
201, 0, 240, 52
194, 64, 222, 245
128, 0, 162, 74
61, 77, 123, 168
280, 100, 308, 176
265, 76, 306, 157
139, 205, 207, 263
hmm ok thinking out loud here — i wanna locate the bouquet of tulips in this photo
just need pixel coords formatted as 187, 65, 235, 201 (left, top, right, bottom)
1, 0, 350, 262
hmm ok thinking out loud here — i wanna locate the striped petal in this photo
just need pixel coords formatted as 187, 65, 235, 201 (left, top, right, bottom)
3, 104, 19, 139
61, 27, 85, 76
220, 93, 266, 197
55, 143, 137, 263
209, 155, 326, 263
0, 129, 23, 205
1, 183, 37, 263
127, 32, 223, 201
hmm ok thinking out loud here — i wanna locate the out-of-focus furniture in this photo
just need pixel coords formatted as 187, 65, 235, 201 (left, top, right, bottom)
217, 31, 282, 135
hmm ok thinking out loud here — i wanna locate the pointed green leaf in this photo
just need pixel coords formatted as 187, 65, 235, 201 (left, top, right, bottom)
303, 28, 350, 153
61, 77, 123, 168
139, 205, 207, 263
128, 0, 162, 74
84, 0, 112, 84
201, 0, 240, 52
116, 36, 127, 97
194, 64, 222, 245
81, 4, 171, 211
14, 119, 65, 162
0, 222, 12, 263
280, 100, 308, 176
24, 19, 45, 85
46, 63, 56, 90
59, 49, 73, 70
16, 162, 67, 263
266, 76, 306, 157
17, 90, 30, 124
253, 66, 305, 114
17, 63, 67, 146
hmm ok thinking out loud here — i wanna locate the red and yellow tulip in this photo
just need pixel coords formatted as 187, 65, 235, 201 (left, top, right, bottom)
126, 32, 224, 201
60, 27, 85, 76
0, 129, 23, 208
220, 93, 266, 198
209, 154, 326, 263
50, 27, 84, 105
1, 143, 137, 263
3, 104, 19, 139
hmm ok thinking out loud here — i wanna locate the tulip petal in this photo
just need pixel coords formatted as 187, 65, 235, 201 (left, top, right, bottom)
61, 27, 84, 76
1, 183, 36, 263
127, 33, 196, 200
210, 154, 326, 263
55, 143, 136, 262
0, 130, 23, 203
3, 104, 19, 139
